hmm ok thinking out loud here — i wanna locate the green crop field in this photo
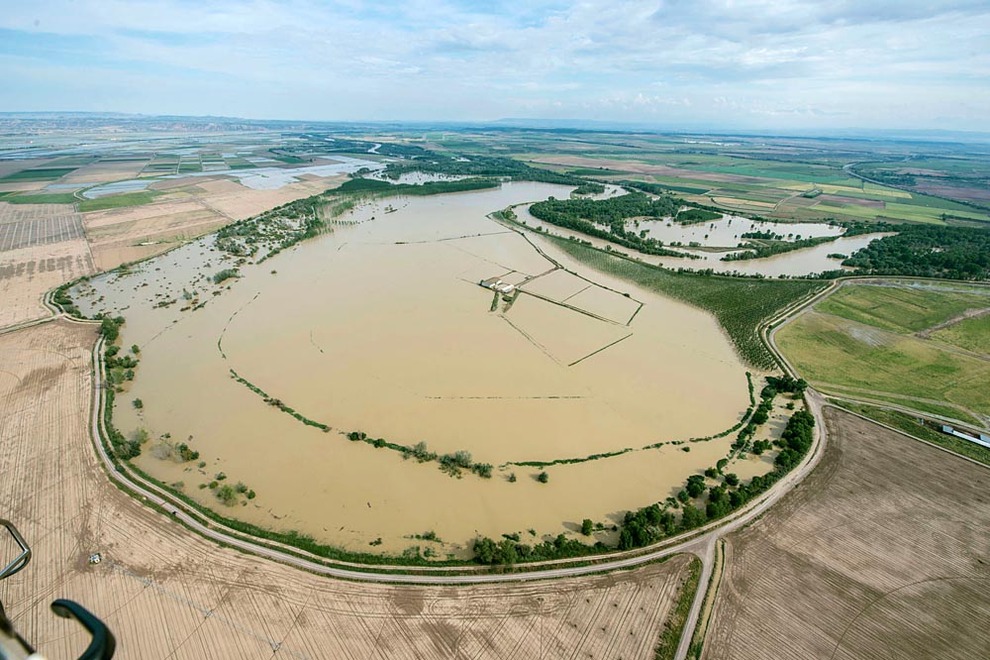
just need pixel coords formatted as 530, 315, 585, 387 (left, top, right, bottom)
778, 294, 990, 422
546, 235, 826, 369
931, 313, 990, 356
0, 167, 77, 182
78, 191, 159, 212
816, 282, 990, 333
4, 192, 78, 205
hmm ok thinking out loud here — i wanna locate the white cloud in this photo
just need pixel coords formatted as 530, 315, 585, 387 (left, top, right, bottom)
0, 1, 987, 129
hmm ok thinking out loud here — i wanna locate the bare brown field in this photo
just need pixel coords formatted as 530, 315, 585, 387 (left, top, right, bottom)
192, 176, 343, 219
915, 182, 990, 205
527, 155, 768, 185
82, 199, 227, 270
0, 202, 85, 251
0, 203, 95, 326
0, 180, 50, 192
81, 177, 345, 271
702, 407, 990, 660
61, 160, 147, 184
816, 194, 884, 209
0, 319, 695, 660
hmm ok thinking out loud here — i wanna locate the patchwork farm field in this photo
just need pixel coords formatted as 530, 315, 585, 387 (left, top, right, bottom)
701, 406, 990, 660
777, 281, 990, 425
0, 202, 95, 326
505, 133, 990, 227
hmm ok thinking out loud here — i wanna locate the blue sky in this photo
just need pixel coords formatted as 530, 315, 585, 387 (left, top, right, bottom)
1, 0, 988, 130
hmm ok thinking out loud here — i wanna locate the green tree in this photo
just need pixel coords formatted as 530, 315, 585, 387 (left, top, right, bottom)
686, 474, 706, 498
581, 519, 594, 536
216, 484, 237, 505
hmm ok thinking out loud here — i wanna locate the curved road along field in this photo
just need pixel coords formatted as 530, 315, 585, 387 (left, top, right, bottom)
2, 318, 696, 659
1, 274, 833, 658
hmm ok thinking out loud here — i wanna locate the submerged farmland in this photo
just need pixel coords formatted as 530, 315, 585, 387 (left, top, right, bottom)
71, 181, 785, 558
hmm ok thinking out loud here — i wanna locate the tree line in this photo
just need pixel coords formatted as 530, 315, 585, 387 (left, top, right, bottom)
472, 385, 817, 565
842, 224, 990, 280
528, 192, 695, 258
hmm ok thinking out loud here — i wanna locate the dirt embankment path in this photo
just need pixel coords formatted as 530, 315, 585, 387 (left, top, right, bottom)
915, 306, 990, 339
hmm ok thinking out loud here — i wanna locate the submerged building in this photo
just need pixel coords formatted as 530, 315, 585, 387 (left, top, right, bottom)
480, 278, 516, 295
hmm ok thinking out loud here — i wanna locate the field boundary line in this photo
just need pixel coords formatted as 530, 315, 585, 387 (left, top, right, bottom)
829, 401, 989, 471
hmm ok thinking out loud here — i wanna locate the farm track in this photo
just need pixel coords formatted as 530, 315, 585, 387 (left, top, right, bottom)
915, 305, 990, 339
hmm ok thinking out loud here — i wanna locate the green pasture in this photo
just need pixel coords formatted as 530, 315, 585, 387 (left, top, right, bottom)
777, 311, 990, 418
4, 192, 78, 205
78, 191, 159, 212
931, 313, 990, 356
822, 384, 982, 426
817, 282, 990, 333
0, 167, 77, 182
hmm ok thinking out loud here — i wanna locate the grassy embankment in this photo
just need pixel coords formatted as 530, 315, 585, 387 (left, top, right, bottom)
777, 281, 990, 423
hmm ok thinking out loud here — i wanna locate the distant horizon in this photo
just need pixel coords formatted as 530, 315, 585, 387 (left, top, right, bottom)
2, 2, 987, 133
3, 110, 990, 144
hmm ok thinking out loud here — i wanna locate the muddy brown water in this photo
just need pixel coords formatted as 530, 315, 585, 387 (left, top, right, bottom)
74, 182, 771, 557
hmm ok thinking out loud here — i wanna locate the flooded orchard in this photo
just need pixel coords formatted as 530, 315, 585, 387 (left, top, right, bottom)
73, 182, 772, 558
517, 205, 892, 278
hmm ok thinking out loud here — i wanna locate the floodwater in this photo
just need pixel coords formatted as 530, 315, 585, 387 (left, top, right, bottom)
635, 215, 843, 248
517, 205, 891, 277
73, 182, 766, 557
76, 156, 383, 199
83, 179, 152, 198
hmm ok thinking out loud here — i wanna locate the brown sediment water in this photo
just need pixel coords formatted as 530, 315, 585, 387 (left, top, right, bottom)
74, 182, 763, 557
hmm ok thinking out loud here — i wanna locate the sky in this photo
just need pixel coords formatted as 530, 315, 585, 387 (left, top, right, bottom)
1, 0, 988, 131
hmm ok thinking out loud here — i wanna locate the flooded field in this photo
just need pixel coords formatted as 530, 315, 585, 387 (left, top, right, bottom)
72, 182, 769, 558
637, 215, 843, 247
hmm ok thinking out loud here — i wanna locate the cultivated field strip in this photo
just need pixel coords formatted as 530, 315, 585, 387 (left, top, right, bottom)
701, 408, 990, 660
0, 240, 95, 327
0, 320, 692, 659
0, 203, 85, 252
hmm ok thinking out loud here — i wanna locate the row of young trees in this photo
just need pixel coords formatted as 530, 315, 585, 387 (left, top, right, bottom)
472, 385, 817, 565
